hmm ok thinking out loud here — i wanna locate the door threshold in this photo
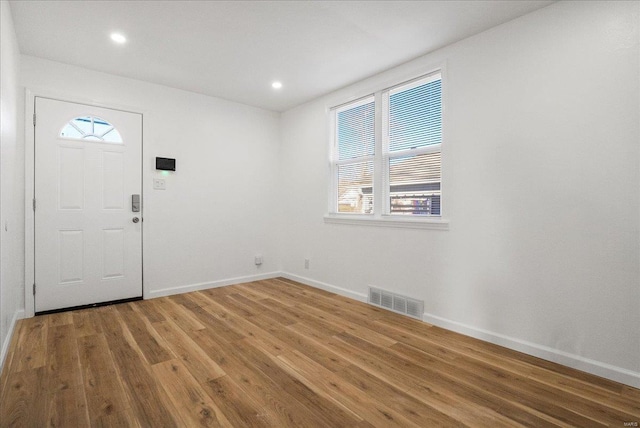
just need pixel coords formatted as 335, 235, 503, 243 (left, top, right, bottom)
35, 296, 143, 316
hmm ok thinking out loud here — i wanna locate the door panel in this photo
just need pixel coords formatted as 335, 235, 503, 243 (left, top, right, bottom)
35, 97, 142, 312
58, 230, 84, 283
102, 151, 125, 209
58, 146, 84, 209
102, 228, 125, 279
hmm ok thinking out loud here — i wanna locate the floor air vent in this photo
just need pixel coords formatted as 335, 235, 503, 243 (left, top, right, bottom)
368, 287, 424, 320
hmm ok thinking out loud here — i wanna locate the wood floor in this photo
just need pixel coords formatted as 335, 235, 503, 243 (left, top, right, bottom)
1, 278, 638, 427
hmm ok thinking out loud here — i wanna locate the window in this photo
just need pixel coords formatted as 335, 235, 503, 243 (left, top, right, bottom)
385, 74, 442, 216
329, 71, 443, 223
60, 116, 123, 143
334, 97, 375, 214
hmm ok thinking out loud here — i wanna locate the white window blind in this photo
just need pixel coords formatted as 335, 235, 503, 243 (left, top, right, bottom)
385, 73, 442, 216
334, 97, 375, 214
389, 76, 441, 152
337, 100, 375, 160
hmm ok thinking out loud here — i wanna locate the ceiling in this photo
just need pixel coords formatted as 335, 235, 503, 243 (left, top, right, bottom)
9, 1, 554, 112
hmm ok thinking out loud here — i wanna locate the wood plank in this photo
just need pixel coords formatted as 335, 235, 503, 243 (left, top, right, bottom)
232, 283, 280, 302
623, 385, 640, 402
97, 307, 180, 427
0, 367, 48, 426
45, 324, 82, 393
387, 340, 637, 426
326, 332, 541, 428
43, 387, 90, 428
199, 285, 238, 299
13, 316, 48, 371
186, 328, 328, 427
227, 293, 297, 326
372, 317, 539, 377
184, 304, 246, 342
1, 279, 638, 427
169, 292, 202, 309
152, 359, 231, 427
92, 407, 141, 428
231, 338, 363, 427
269, 278, 389, 319
388, 341, 567, 427
292, 301, 398, 347
202, 375, 274, 427
72, 308, 103, 337
200, 304, 290, 357
116, 303, 173, 365
527, 365, 640, 415
77, 334, 131, 424
151, 296, 206, 331
152, 320, 226, 382
337, 362, 466, 427
272, 323, 352, 373
276, 349, 421, 427
0, 317, 25, 399
260, 310, 341, 344
213, 294, 256, 318
45, 311, 74, 328
133, 298, 166, 323
39, 323, 90, 426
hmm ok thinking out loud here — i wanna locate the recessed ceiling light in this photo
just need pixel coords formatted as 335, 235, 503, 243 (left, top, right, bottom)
110, 33, 127, 44
271, 81, 283, 89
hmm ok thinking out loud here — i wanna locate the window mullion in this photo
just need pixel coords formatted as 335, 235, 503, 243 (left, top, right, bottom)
329, 109, 338, 213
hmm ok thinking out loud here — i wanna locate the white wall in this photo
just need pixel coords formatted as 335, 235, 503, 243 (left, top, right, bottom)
279, 1, 640, 387
20, 55, 282, 301
0, 0, 25, 367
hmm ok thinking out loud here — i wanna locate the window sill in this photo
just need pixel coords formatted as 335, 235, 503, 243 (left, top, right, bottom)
323, 214, 449, 230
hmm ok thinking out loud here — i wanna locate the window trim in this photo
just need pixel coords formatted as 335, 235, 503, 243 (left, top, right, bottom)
327, 66, 447, 230
324, 213, 449, 230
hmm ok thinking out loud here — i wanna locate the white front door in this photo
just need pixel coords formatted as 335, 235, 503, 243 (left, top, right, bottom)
34, 97, 142, 313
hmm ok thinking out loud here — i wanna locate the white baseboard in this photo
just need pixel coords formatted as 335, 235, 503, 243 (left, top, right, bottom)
422, 311, 640, 389
1, 309, 25, 373
146, 271, 282, 299
280, 272, 368, 303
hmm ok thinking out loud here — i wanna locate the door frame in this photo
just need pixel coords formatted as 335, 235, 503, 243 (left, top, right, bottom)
24, 89, 146, 318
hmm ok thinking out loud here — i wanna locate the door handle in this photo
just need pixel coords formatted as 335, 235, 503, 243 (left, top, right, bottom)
132, 217, 140, 223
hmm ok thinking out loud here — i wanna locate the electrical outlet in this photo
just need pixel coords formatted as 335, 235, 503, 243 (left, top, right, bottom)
255, 255, 263, 266
304, 258, 309, 269
153, 178, 166, 190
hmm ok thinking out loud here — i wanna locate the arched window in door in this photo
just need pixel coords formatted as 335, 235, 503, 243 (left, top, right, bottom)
60, 116, 123, 143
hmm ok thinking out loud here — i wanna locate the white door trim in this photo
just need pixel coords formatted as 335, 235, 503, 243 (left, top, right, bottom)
24, 88, 146, 318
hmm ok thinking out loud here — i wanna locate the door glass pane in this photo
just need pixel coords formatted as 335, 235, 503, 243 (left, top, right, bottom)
60, 116, 123, 143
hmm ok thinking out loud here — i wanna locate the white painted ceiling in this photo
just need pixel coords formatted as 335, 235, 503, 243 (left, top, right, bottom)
9, 1, 554, 112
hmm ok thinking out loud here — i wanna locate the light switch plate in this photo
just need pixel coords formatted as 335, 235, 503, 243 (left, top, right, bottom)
153, 178, 166, 190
